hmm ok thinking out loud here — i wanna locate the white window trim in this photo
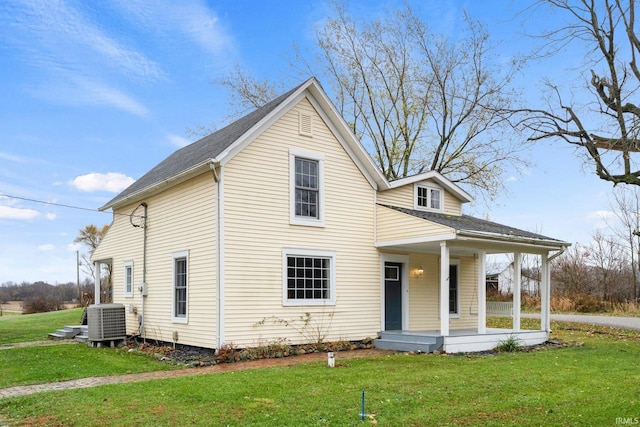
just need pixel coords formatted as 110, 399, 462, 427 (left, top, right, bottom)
414, 182, 444, 212
282, 248, 336, 306
123, 261, 134, 298
172, 250, 189, 324
289, 148, 325, 227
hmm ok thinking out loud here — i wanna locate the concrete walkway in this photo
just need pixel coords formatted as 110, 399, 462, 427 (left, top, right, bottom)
0, 347, 389, 399
522, 313, 640, 331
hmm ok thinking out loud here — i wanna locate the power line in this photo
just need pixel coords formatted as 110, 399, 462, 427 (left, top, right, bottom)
0, 193, 144, 218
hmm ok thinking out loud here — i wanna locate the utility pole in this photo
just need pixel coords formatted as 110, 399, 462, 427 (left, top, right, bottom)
633, 231, 640, 302
76, 250, 81, 304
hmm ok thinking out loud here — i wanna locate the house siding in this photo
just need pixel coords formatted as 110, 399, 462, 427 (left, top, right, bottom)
96, 173, 218, 349
377, 180, 462, 216
376, 204, 453, 242
222, 97, 380, 347
405, 253, 478, 330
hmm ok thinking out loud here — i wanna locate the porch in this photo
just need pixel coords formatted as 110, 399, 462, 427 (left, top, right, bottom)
374, 328, 549, 353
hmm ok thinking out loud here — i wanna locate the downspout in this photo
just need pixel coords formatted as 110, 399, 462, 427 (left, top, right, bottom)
140, 203, 148, 341
210, 161, 223, 350
548, 246, 567, 262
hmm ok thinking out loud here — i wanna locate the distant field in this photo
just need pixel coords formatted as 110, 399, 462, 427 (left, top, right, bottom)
0, 301, 78, 316
0, 301, 23, 314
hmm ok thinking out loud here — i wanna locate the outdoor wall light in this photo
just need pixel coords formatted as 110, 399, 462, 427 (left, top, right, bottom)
415, 265, 424, 278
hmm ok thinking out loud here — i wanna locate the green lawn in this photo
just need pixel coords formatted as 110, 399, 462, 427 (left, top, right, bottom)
0, 344, 178, 388
1, 319, 639, 426
0, 308, 83, 345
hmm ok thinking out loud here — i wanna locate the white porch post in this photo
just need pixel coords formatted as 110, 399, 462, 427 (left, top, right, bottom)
541, 254, 551, 331
94, 261, 101, 305
440, 242, 450, 336
477, 250, 487, 334
512, 252, 521, 331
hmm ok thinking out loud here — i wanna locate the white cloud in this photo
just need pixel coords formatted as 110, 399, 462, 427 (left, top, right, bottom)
38, 244, 56, 251
114, 0, 235, 55
7, 0, 164, 83
167, 133, 191, 148
69, 172, 135, 193
587, 210, 617, 221
0, 205, 40, 220
45, 213, 57, 220
505, 176, 517, 182
29, 76, 149, 117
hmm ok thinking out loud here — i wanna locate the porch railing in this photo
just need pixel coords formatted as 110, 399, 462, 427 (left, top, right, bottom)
486, 301, 513, 317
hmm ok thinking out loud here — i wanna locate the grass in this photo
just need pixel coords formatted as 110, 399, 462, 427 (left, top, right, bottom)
0, 344, 178, 388
0, 308, 83, 345
1, 311, 639, 425
0, 319, 639, 425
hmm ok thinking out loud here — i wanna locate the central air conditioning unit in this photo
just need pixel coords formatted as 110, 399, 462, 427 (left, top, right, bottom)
87, 303, 126, 342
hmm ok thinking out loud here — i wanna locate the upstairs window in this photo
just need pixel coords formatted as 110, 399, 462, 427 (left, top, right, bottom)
290, 149, 324, 227
295, 158, 319, 218
415, 183, 443, 212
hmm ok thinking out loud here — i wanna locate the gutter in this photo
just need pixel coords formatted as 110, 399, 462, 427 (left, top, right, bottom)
100, 160, 216, 211
456, 229, 570, 249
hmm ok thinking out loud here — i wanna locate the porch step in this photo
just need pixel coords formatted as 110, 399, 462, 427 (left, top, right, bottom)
374, 331, 443, 353
74, 325, 89, 343
48, 325, 85, 340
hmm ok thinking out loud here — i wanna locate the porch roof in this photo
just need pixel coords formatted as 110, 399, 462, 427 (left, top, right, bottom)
376, 204, 569, 254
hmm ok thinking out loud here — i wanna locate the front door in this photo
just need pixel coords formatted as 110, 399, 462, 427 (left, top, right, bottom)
384, 262, 403, 330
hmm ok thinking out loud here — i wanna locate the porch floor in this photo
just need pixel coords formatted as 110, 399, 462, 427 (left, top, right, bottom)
374, 328, 549, 353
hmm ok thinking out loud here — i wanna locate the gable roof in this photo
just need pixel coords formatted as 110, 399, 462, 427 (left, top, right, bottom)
379, 204, 567, 246
100, 82, 307, 210
383, 170, 473, 203
101, 77, 388, 211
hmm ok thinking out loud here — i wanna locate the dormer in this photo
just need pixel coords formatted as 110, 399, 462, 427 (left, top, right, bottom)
377, 171, 472, 216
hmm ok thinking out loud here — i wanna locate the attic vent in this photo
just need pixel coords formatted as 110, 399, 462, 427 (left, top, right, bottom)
298, 112, 313, 137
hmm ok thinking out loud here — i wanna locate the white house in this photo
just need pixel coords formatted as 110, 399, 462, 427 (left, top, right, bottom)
92, 78, 569, 353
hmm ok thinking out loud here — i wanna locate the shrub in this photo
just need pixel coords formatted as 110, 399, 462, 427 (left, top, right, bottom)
496, 335, 521, 352
22, 296, 65, 314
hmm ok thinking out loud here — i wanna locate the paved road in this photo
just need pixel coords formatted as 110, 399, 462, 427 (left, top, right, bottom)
522, 313, 640, 331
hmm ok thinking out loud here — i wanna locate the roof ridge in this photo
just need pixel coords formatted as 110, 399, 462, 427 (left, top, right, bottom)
101, 79, 314, 210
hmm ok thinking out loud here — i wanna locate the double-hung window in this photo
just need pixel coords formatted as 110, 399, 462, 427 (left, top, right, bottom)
173, 251, 188, 323
290, 149, 324, 226
124, 261, 133, 297
295, 158, 319, 218
283, 249, 336, 306
415, 183, 443, 212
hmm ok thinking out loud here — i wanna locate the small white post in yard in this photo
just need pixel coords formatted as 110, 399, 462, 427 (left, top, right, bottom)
327, 352, 335, 368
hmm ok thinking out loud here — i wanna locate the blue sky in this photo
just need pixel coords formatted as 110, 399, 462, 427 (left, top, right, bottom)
0, 0, 620, 284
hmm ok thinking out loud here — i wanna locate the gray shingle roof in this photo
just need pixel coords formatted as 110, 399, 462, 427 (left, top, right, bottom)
379, 204, 564, 243
101, 80, 309, 209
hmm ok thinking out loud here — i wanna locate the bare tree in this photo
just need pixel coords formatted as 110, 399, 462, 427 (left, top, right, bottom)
517, 0, 640, 186
74, 224, 111, 303
606, 186, 640, 300
551, 242, 593, 295
217, 3, 529, 201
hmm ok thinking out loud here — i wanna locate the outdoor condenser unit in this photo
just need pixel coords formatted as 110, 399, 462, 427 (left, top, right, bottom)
87, 303, 126, 341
